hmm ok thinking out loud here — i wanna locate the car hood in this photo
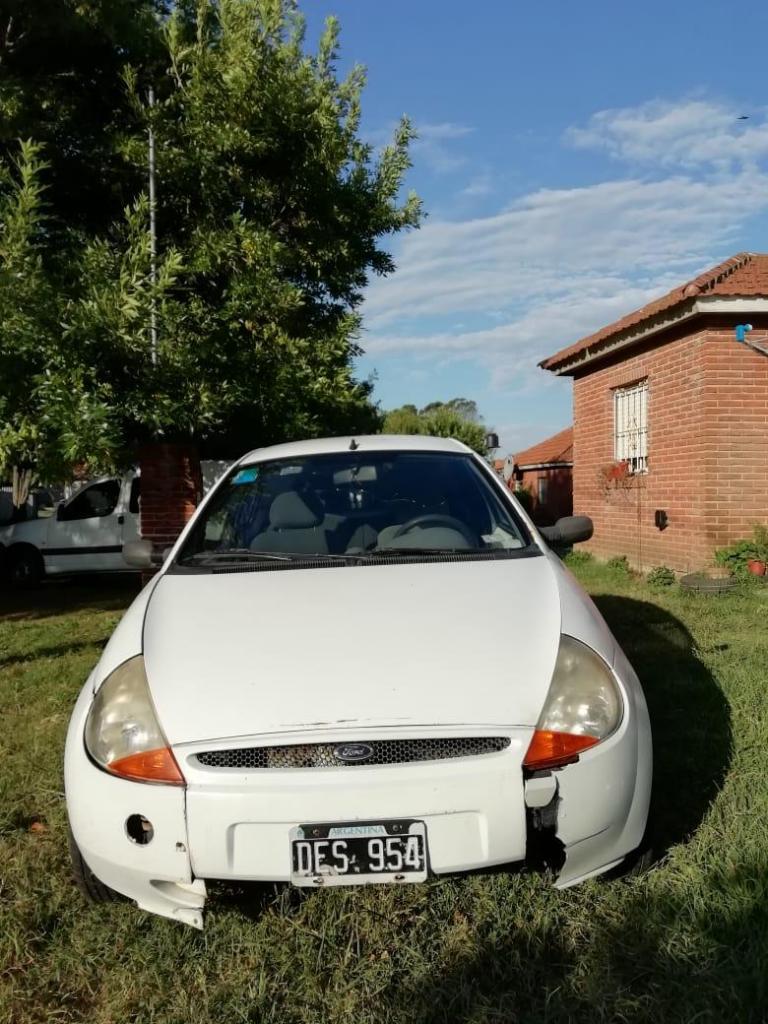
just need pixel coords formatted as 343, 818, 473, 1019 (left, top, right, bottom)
143, 558, 562, 746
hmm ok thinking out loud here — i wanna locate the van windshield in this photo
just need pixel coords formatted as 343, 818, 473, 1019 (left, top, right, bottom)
175, 451, 532, 567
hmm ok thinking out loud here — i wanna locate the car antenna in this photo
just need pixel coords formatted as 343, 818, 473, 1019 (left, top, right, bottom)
349, 438, 359, 451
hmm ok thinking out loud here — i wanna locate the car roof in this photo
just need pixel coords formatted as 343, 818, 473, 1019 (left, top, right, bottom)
239, 434, 472, 464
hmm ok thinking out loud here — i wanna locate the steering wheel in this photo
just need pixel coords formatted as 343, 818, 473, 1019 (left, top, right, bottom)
390, 514, 478, 547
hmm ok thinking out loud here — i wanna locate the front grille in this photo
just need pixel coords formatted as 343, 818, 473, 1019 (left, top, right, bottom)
195, 736, 510, 770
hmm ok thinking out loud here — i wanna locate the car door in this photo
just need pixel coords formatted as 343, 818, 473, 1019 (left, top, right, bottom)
44, 479, 126, 573
118, 474, 142, 564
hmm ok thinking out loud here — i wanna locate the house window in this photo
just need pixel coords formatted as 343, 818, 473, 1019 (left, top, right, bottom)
537, 477, 549, 505
614, 380, 648, 473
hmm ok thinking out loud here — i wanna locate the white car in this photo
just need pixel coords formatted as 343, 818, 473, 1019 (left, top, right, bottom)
64, 435, 652, 929
0, 474, 141, 585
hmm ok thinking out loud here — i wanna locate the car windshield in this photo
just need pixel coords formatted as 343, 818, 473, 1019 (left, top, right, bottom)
175, 451, 532, 567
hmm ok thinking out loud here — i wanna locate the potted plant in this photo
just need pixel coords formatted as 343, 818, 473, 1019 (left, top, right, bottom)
715, 525, 768, 578
748, 525, 768, 575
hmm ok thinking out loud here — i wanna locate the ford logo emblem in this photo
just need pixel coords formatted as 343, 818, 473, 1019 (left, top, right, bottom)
333, 742, 373, 764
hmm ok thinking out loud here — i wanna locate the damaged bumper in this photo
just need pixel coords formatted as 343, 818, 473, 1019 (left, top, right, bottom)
64, 682, 205, 929
64, 648, 651, 929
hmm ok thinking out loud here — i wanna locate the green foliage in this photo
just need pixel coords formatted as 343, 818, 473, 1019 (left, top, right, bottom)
647, 565, 676, 588
563, 549, 594, 567
382, 398, 489, 454
0, 0, 167, 244
606, 554, 631, 575
0, 0, 422, 487
715, 525, 768, 577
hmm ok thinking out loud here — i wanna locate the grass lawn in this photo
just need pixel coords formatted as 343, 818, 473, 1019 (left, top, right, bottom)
1, 564, 768, 1023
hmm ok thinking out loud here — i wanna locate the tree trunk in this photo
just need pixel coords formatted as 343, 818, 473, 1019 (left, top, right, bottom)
11, 465, 33, 522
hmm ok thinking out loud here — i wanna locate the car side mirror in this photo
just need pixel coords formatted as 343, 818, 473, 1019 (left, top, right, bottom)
123, 539, 164, 568
539, 515, 594, 547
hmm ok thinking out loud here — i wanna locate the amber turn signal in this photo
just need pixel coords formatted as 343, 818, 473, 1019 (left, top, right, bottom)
523, 729, 598, 771
108, 747, 185, 786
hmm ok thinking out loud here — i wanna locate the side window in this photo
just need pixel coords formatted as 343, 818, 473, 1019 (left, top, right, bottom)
614, 380, 648, 474
60, 480, 121, 521
129, 477, 141, 514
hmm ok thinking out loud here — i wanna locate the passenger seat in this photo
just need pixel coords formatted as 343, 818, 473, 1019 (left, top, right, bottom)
249, 492, 330, 554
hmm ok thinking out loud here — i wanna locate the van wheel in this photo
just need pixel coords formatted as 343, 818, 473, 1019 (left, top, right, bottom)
7, 546, 44, 588
67, 825, 120, 903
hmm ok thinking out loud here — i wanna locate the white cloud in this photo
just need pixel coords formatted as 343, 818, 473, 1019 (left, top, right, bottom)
460, 172, 493, 198
361, 97, 768, 405
416, 122, 474, 142
364, 167, 768, 385
567, 98, 768, 169
411, 121, 473, 173
369, 120, 474, 174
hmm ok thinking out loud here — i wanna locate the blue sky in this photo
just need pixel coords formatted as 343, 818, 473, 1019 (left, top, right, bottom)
305, 0, 768, 453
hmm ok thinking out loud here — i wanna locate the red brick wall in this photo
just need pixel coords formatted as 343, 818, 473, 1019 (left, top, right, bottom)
517, 466, 573, 525
701, 328, 768, 552
138, 442, 203, 551
572, 320, 768, 572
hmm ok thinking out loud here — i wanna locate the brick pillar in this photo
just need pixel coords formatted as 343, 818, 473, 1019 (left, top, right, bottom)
138, 443, 203, 569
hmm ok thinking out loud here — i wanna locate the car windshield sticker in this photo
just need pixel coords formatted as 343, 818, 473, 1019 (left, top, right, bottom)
232, 467, 259, 485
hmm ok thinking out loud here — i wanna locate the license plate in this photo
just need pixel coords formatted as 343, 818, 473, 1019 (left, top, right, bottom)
290, 820, 427, 887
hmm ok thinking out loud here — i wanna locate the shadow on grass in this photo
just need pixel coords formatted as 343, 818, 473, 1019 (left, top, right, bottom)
0, 637, 111, 668
0, 574, 140, 622
593, 594, 731, 856
389, 596, 741, 1023
390, 867, 766, 1023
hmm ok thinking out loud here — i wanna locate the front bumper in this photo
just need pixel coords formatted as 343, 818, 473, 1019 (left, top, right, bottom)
64, 663, 651, 928
64, 680, 206, 928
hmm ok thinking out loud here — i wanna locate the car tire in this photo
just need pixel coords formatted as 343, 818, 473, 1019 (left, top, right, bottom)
67, 825, 120, 904
7, 546, 44, 588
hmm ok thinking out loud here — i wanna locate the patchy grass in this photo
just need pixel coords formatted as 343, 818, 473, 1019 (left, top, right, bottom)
1, 568, 768, 1023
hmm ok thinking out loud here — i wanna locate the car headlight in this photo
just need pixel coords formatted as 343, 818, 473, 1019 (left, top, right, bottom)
523, 635, 622, 771
84, 656, 184, 785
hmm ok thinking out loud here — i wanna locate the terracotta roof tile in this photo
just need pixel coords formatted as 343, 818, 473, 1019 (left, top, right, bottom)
514, 427, 573, 468
541, 252, 768, 372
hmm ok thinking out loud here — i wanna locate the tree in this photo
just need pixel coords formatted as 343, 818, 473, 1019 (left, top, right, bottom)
382, 399, 490, 455
108, 0, 420, 453
420, 397, 480, 422
0, 0, 168, 243
0, 0, 421, 504
0, 141, 126, 503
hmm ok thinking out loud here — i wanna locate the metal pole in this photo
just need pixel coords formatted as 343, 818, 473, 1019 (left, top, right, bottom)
148, 86, 158, 366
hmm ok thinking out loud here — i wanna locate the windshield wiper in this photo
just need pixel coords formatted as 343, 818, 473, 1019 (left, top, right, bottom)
180, 549, 295, 564
358, 547, 483, 557
179, 549, 360, 566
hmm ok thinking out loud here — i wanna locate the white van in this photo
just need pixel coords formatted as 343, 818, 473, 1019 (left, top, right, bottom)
0, 472, 141, 585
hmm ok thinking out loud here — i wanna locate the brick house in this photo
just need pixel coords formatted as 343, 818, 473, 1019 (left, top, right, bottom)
540, 252, 768, 572
511, 427, 573, 525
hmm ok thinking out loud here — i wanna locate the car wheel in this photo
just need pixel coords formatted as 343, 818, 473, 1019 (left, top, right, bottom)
67, 825, 120, 903
7, 546, 44, 588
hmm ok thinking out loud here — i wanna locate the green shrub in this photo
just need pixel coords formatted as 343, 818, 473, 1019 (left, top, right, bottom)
715, 525, 768, 577
647, 565, 676, 587
563, 549, 594, 567
606, 554, 631, 574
